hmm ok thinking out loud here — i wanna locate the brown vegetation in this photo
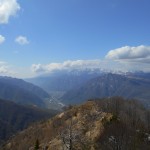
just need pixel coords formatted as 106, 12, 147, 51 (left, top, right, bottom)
1, 97, 150, 150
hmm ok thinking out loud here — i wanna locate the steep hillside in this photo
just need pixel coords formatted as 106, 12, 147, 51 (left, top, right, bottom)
0, 76, 50, 108
26, 69, 103, 95
2, 97, 150, 150
61, 73, 150, 106
0, 99, 58, 146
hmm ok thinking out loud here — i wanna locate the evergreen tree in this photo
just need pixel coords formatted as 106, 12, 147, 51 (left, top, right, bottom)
34, 139, 39, 150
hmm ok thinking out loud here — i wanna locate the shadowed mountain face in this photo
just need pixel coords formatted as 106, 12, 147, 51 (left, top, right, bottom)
1, 97, 150, 150
26, 69, 103, 93
61, 73, 150, 106
0, 99, 58, 145
0, 76, 50, 108
26, 71, 150, 107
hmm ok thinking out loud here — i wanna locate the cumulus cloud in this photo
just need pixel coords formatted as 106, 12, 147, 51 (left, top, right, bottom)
0, 0, 20, 24
106, 45, 150, 63
31, 64, 47, 73
0, 34, 5, 44
15, 36, 29, 45
0, 61, 20, 77
31, 58, 150, 75
0, 65, 8, 73
0, 61, 9, 74
31, 60, 106, 73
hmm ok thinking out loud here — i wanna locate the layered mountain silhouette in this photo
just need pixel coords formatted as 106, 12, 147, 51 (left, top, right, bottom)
26, 70, 150, 107
0, 76, 50, 108
26, 69, 103, 93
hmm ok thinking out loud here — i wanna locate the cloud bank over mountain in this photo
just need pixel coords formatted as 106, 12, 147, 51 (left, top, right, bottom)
0, 61, 9, 74
31, 45, 150, 75
1, 45, 150, 78
31, 60, 106, 73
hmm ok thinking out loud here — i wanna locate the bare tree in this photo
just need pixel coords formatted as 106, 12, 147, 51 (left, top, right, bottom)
59, 120, 78, 150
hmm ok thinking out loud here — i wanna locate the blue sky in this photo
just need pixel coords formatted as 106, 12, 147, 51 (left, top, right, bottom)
0, 0, 150, 77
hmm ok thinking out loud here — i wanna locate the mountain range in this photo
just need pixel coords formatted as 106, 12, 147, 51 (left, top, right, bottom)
26, 69, 104, 95
26, 69, 150, 107
61, 73, 150, 107
0, 70, 150, 148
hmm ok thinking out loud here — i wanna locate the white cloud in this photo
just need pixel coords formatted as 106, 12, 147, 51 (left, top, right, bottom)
0, 0, 20, 24
0, 65, 8, 73
106, 45, 150, 63
0, 34, 5, 44
0, 61, 34, 78
15, 36, 29, 45
31, 64, 47, 73
0, 61, 22, 77
31, 60, 106, 73
0, 61, 9, 74
31, 58, 150, 75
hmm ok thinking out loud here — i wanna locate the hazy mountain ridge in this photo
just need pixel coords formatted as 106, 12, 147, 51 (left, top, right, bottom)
0, 76, 50, 108
0, 99, 58, 146
26, 69, 104, 94
26, 70, 150, 107
61, 73, 150, 106
0, 76, 50, 99
1, 97, 150, 150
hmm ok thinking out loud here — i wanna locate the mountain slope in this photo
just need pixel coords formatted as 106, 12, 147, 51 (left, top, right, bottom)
1, 97, 150, 150
0, 76, 50, 107
127, 71, 150, 80
26, 69, 103, 94
61, 73, 150, 106
0, 99, 58, 145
